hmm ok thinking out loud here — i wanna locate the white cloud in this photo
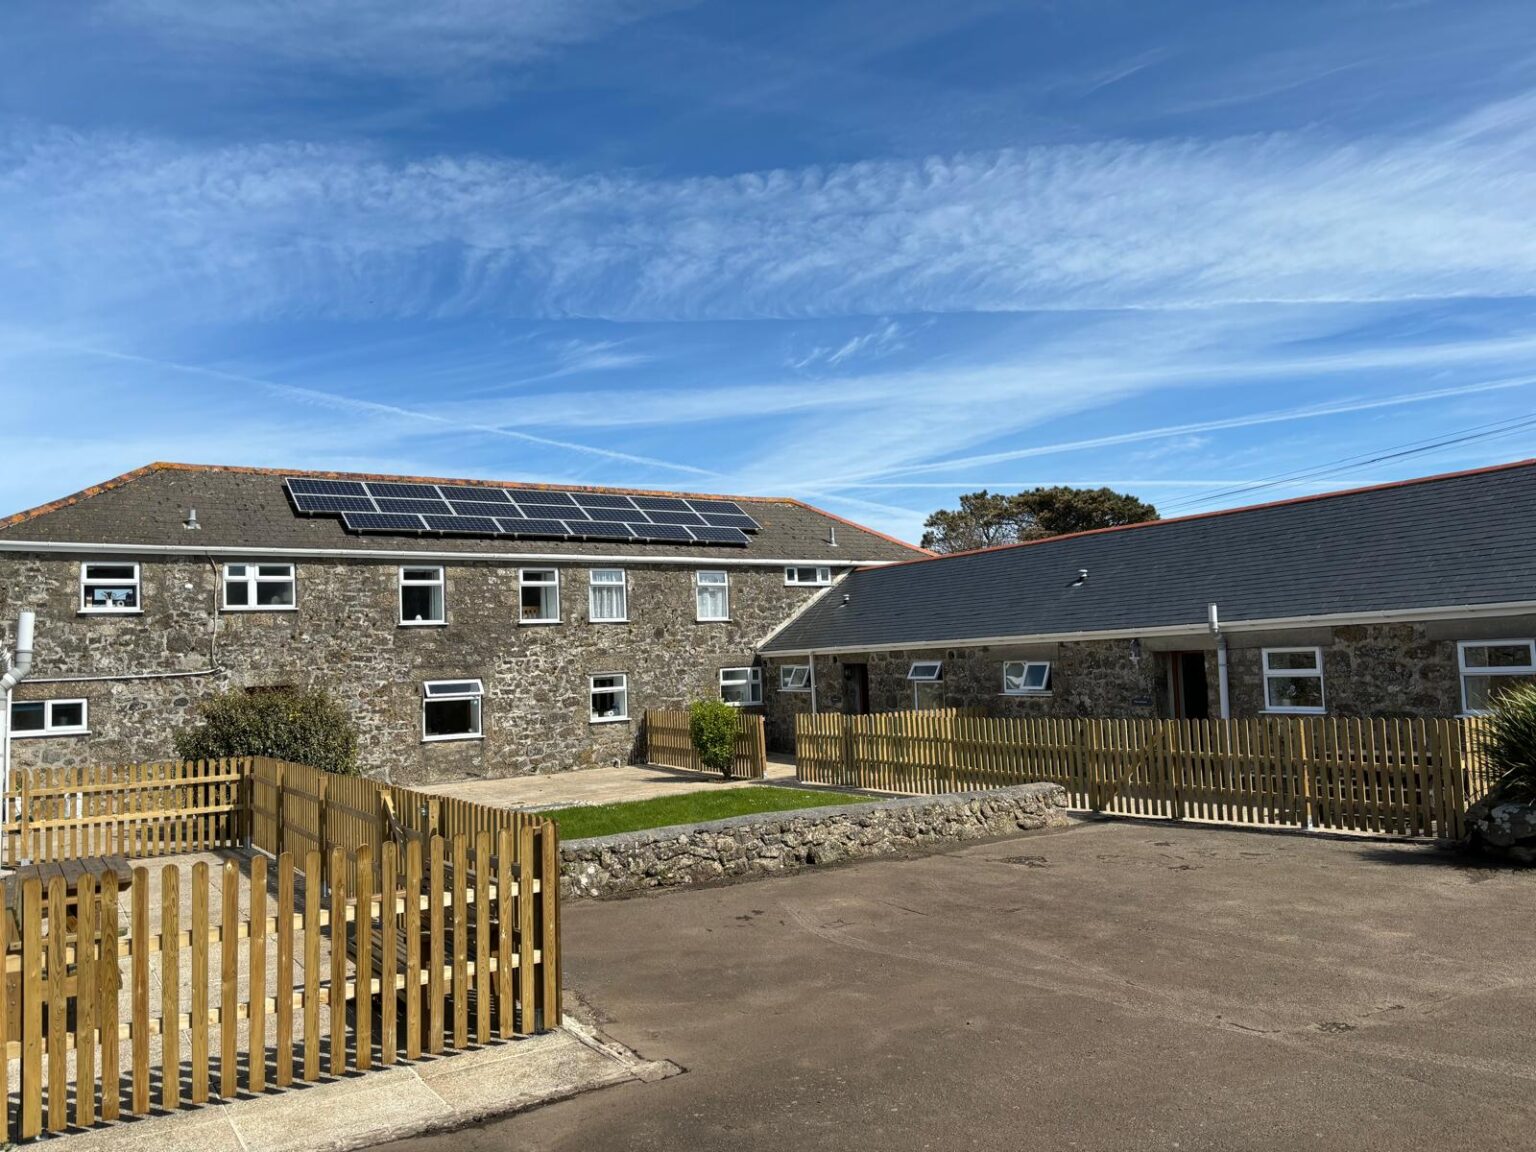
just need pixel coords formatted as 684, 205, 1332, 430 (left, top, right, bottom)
100, 0, 690, 76
789, 319, 906, 370
4, 93, 1536, 326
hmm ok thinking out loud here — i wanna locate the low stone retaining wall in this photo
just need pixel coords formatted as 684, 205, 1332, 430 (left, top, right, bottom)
561, 783, 1069, 899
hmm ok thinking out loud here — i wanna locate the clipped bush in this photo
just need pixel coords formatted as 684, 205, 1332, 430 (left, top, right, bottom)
173, 686, 360, 776
1478, 681, 1536, 804
689, 697, 739, 778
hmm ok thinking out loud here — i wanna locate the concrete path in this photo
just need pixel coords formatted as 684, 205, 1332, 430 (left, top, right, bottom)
382, 819, 1536, 1152
414, 757, 809, 811
53, 1020, 673, 1152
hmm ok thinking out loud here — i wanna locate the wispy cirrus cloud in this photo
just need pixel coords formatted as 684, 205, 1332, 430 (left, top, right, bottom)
4, 92, 1536, 328
99, 0, 693, 76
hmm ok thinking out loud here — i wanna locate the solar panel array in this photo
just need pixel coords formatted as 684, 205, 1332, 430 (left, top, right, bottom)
285, 478, 759, 546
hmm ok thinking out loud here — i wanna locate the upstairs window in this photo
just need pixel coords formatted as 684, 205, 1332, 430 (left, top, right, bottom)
696, 571, 730, 622
588, 569, 628, 623
1459, 640, 1536, 714
422, 679, 483, 741
720, 667, 762, 706
224, 563, 295, 611
11, 698, 88, 737
400, 566, 446, 625
589, 673, 630, 722
519, 569, 560, 623
1002, 660, 1052, 695
80, 562, 141, 613
779, 664, 812, 692
1262, 647, 1326, 714
784, 566, 832, 587
907, 661, 944, 682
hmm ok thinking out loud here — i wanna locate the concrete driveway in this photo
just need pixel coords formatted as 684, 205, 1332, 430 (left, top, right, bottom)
382, 819, 1536, 1152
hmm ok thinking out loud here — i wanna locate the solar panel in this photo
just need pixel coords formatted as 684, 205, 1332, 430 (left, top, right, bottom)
287, 478, 370, 498
509, 489, 577, 506
647, 509, 706, 526
631, 523, 695, 543
292, 493, 376, 514
449, 499, 512, 517
423, 514, 500, 535
438, 485, 510, 503
631, 495, 690, 512
688, 499, 747, 515
366, 482, 442, 500
342, 512, 427, 533
499, 517, 568, 537
375, 497, 452, 515
687, 525, 751, 546
573, 520, 634, 540
572, 493, 636, 510
700, 513, 760, 531
582, 506, 652, 523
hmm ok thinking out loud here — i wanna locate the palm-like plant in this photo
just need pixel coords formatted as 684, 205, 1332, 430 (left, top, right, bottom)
1477, 682, 1536, 805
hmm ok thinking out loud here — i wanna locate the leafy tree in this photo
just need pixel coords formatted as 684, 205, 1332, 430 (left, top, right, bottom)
920, 486, 1158, 553
688, 697, 740, 779
173, 686, 360, 776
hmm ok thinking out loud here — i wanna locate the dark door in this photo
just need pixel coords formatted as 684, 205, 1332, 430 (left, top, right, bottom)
1168, 652, 1209, 719
842, 663, 870, 715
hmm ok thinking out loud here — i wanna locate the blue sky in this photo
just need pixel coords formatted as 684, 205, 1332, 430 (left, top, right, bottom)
3, 0, 1536, 543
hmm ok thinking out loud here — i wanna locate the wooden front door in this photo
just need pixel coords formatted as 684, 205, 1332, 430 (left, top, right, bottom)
1167, 652, 1209, 719
842, 663, 870, 715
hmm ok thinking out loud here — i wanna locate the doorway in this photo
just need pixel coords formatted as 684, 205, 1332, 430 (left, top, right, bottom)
841, 663, 870, 715
1167, 652, 1209, 719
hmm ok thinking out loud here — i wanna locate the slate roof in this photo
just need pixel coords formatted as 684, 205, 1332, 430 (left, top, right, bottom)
762, 459, 1536, 653
0, 463, 924, 563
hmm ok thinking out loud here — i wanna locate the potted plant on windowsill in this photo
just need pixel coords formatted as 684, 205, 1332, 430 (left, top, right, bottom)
1465, 683, 1536, 863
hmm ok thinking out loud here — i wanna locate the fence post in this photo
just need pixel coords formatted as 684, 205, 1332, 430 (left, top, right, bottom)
1079, 720, 1099, 811
1296, 720, 1314, 830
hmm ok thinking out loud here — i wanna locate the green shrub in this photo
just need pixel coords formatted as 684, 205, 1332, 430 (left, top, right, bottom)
688, 698, 739, 778
173, 686, 360, 776
1479, 682, 1536, 804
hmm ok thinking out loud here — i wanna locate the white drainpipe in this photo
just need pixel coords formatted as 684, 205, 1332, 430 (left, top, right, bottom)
1208, 602, 1230, 720
1, 610, 37, 807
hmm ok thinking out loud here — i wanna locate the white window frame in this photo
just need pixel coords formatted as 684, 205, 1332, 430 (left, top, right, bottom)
399, 566, 446, 626
421, 679, 483, 742
10, 698, 89, 738
720, 666, 762, 706
1457, 639, 1536, 715
588, 569, 628, 624
589, 673, 630, 723
519, 568, 561, 624
696, 570, 730, 622
907, 661, 944, 682
778, 664, 812, 692
80, 561, 142, 614
1002, 660, 1052, 696
1261, 646, 1326, 714
222, 562, 297, 612
784, 566, 833, 587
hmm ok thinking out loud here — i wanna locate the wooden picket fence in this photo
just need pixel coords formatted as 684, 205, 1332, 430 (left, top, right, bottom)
0, 760, 561, 1142
797, 711, 1498, 839
643, 709, 767, 779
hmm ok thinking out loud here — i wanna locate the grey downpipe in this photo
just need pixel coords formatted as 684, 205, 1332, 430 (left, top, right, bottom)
1208, 602, 1230, 720
1, 610, 37, 809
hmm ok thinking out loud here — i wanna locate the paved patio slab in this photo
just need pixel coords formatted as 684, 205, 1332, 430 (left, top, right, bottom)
413, 757, 807, 811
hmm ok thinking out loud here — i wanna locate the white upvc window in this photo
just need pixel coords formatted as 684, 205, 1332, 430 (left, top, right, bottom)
779, 664, 812, 692
1458, 640, 1536, 715
784, 566, 832, 587
80, 562, 141, 613
1262, 647, 1326, 714
907, 661, 943, 682
223, 563, 296, 611
1002, 660, 1052, 695
11, 698, 88, 737
588, 569, 628, 623
519, 568, 560, 623
589, 673, 630, 723
422, 679, 483, 742
400, 566, 446, 625
720, 667, 762, 706
696, 571, 730, 622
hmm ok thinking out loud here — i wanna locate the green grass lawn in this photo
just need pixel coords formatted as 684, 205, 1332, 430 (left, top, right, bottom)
546, 786, 853, 840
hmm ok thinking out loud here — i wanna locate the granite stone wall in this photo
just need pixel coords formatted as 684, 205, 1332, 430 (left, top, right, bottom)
561, 782, 1069, 898
0, 553, 809, 784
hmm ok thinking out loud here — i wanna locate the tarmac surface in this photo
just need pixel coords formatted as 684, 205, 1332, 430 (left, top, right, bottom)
382, 818, 1536, 1152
